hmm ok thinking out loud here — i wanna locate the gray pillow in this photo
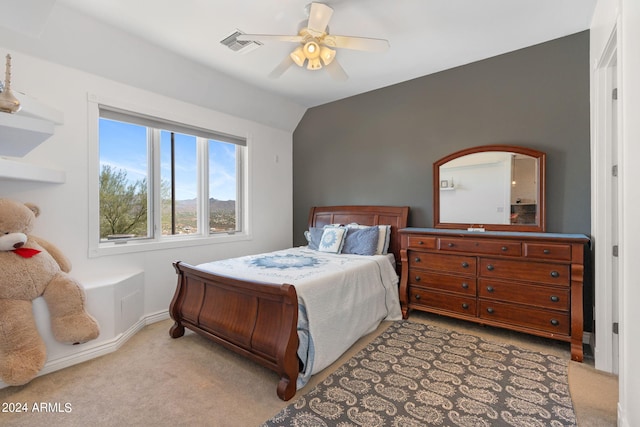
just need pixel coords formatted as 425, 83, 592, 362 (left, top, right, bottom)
342, 226, 379, 255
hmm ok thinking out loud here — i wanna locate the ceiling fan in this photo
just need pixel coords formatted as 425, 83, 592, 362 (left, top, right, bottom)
236, 2, 390, 81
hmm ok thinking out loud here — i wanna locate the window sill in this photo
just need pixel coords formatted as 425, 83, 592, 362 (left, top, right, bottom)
89, 232, 251, 258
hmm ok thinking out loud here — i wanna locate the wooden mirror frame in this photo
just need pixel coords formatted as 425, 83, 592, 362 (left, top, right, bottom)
433, 144, 546, 232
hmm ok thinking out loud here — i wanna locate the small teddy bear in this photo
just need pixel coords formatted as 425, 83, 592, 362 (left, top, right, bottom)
0, 198, 99, 386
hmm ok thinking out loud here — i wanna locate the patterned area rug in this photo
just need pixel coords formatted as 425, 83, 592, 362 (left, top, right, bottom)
262, 321, 576, 427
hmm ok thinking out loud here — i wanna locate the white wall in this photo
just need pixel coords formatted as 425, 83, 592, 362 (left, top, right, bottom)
0, 45, 294, 379
591, 1, 640, 426
2, 45, 294, 298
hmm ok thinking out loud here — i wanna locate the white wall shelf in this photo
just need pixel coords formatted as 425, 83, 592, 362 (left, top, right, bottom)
0, 113, 55, 157
0, 95, 65, 183
0, 157, 66, 183
0, 94, 64, 158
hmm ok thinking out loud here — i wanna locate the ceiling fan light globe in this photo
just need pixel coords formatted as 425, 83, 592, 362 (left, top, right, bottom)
307, 57, 322, 70
304, 41, 321, 59
319, 46, 336, 65
290, 46, 306, 67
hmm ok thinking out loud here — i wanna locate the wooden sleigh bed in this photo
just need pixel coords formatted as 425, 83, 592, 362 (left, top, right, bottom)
169, 205, 409, 401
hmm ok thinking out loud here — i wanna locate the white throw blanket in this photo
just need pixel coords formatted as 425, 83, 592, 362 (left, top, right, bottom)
196, 247, 402, 389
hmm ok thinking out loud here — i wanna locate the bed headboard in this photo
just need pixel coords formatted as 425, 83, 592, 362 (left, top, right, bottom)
307, 205, 410, 272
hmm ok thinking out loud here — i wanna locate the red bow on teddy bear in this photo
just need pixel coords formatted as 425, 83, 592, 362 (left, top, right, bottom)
12, 247, 42, 258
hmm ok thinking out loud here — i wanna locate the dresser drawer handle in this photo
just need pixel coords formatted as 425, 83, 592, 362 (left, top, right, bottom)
501, 246, 508, 252
414, 276, 421, 282
418, 240, 424, 245
461, 261, 469, 268
543, 249, 551, 254
550, 295, 560, 302
414, 257, 421, 263
550, 271, 560, 278
486, 307, 494, 314
486, 286, 494, 293
461, 282, 469, 289
414, 294, 421, 300
462, 303, 469, 309
550, 319, 560, 326
448, 242, 454, 248
486, 264, 494, 271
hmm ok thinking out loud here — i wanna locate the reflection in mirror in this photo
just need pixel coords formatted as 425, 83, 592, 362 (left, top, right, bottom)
434, 145, 546, 232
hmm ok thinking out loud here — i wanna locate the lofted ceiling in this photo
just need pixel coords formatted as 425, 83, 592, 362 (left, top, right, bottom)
45, 1, 596, 108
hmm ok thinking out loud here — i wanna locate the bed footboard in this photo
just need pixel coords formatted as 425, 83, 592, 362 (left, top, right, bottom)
169, 261, 299, 401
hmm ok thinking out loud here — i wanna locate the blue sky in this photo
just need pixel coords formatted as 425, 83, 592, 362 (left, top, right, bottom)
99, 119, 237, 201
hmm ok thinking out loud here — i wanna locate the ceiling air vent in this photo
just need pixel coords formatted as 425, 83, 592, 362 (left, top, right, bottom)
220, 29, 262, 54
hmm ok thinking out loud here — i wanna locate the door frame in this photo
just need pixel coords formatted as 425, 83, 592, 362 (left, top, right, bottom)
591, 24, 621, 373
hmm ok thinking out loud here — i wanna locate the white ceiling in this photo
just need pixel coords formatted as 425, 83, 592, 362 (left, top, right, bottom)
55, 0, 596, 108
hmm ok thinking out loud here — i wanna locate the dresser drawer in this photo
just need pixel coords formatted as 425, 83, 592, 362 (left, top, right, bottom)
478, 279, 569, 311
407, 235, 437, 249
438, 237, 522, 257
479, 258, 569, 285
409, 271, 476, 295
479, 300, 570, 335
410, 288, 477, 316
408, 251, 476, 274
524, 242, 572, 261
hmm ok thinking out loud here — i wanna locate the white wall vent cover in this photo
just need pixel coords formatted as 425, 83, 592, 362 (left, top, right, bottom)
220, 30, 262, 54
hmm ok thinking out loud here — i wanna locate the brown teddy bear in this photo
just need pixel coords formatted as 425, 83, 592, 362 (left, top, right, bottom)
0, 198, 99, 386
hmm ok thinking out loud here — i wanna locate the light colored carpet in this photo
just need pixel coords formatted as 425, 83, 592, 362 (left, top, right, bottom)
0, 311, 617, 426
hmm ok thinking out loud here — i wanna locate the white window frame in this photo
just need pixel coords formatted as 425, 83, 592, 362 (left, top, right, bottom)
87, 93, 251, 257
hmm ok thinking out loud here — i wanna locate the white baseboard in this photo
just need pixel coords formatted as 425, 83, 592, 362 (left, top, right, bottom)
0, 309, 170, 389
144, 309, 171, 325
618, 402, 627, 427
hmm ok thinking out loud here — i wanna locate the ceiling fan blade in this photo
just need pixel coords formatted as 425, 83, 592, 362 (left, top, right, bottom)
324, 35, 390, 52
236, 34, 304, 43
307, 2, 333, 36
324, 59, 348, 81
268, 55, 295, 79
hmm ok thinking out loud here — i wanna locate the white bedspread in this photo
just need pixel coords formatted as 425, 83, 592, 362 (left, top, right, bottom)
196, 247, 402, 389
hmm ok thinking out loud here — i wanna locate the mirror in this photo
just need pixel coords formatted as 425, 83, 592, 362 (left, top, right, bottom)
434, 145, 546, 232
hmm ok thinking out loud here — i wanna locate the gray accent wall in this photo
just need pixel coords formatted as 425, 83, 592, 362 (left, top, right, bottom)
293, 30, 590, 243
293, 31, 592, 331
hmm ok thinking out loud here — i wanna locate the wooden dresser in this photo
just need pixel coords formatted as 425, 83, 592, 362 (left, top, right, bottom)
399, 228, 590, 361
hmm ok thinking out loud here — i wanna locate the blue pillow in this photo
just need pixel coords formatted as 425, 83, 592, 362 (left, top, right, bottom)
346, 223, 391, 254
305, 227, 324, 250
342, 226, 379, 255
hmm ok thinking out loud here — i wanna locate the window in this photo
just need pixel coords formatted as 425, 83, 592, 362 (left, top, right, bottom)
92, 103, 246, 253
